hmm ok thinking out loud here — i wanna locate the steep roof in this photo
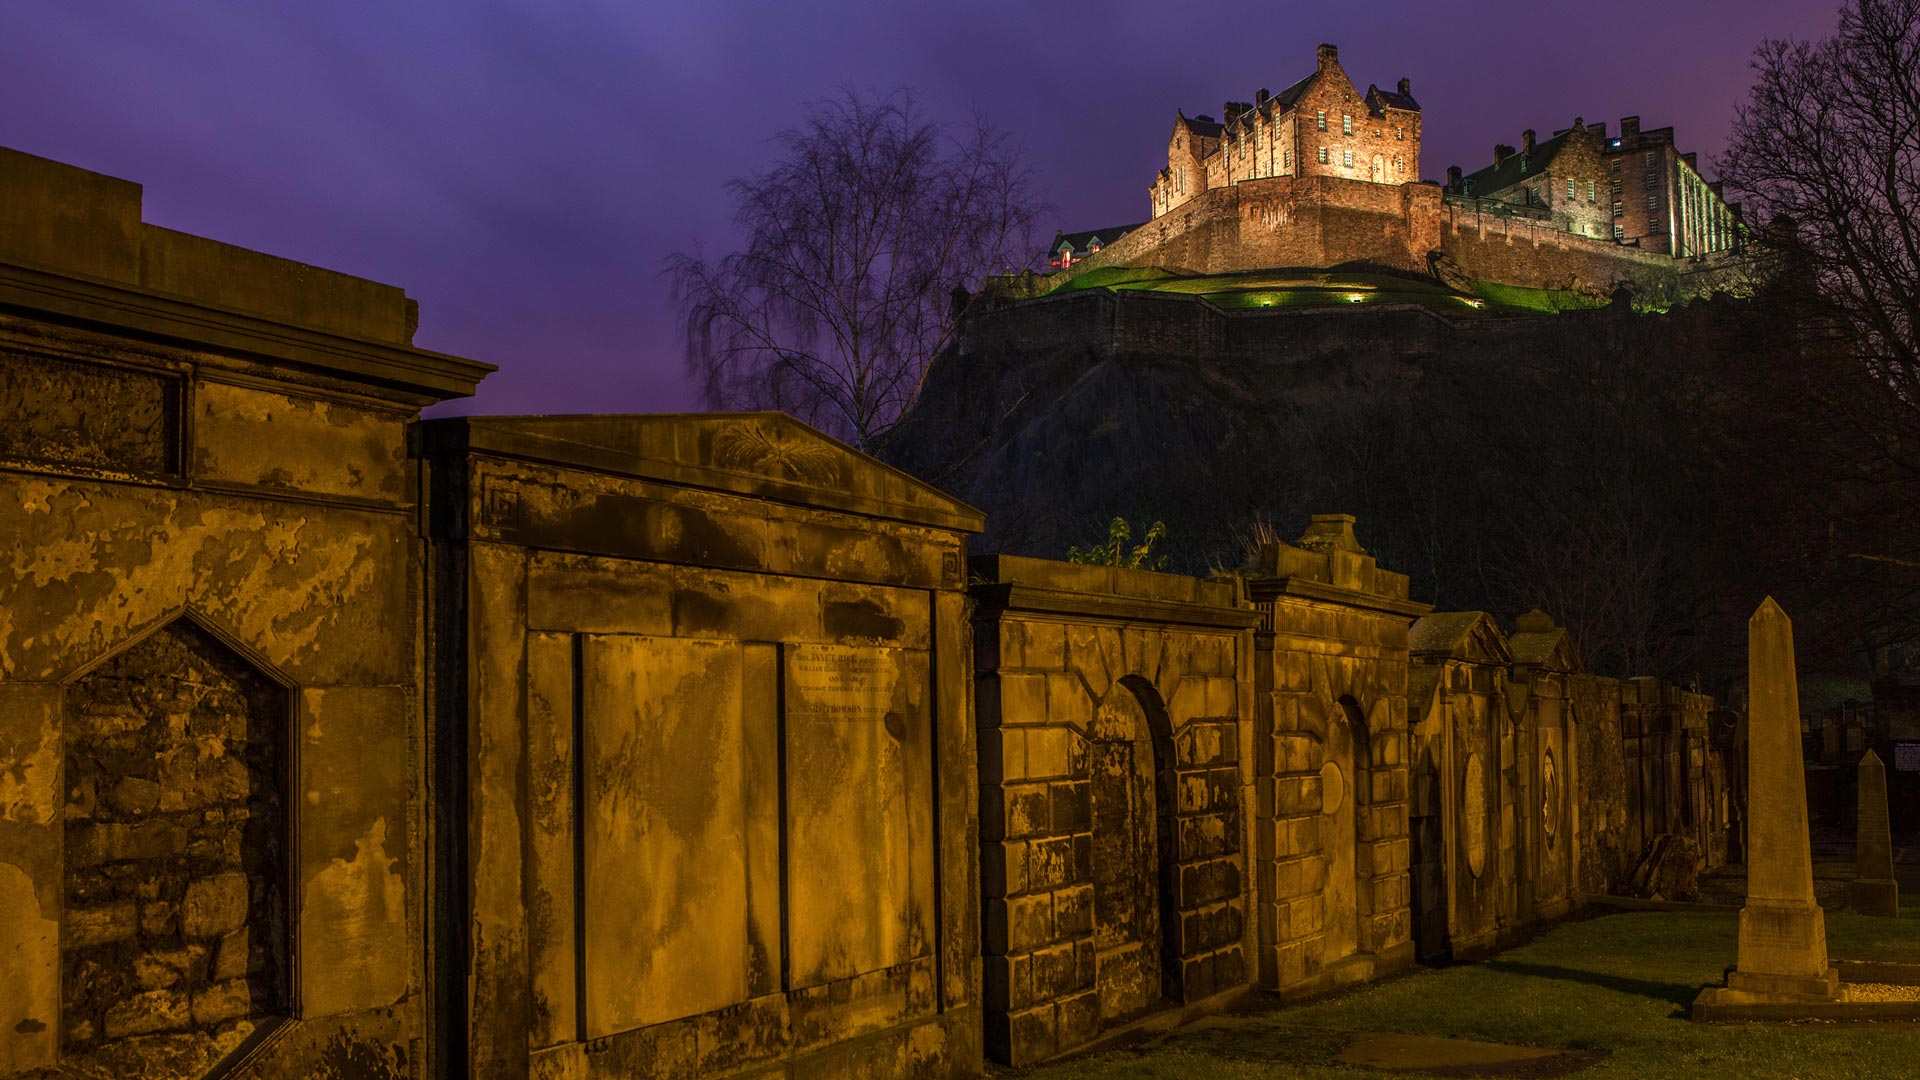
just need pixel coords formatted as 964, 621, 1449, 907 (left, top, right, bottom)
1050, 224, 1145, 257
1454, 130, 1574, 198
1410, 611, 1513, 665
1178, 112, 1223, 140
1368, 84, 1420, 112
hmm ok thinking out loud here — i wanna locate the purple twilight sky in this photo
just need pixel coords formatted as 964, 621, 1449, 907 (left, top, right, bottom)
4, 1, 1839, 416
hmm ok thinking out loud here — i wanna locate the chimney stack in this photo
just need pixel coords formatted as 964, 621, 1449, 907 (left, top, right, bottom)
1573, 116, 1584, 132
1522, 129, 1536, 155
1447, 164, 1462, 188
1494, 144, 1514, 165
1620, 115, 1641, 140
1317, 43, 1338, 68
1256, 87, 1270, 107
1398, 77, 1411, 97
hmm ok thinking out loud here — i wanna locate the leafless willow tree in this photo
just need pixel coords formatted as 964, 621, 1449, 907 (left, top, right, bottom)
668, 90, 1044, 450
1720, 0, 1920, 465
1718, 0, 1920, 665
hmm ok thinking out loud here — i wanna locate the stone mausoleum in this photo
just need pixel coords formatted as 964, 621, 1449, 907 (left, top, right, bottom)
1, 146, 1730, 1079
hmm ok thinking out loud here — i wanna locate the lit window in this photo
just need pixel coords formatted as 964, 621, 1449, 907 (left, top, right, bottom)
1613, 224, 1625, 240
1284, 149, 1292, 170
1567, 178, 1575, 200
1588, 180, 1596, 203
1612, 201, 1623, 218
1342, 114, 1353, 135
1611, 178, 1622, 195
1648, 192, 1659, 211
1318, 146, 1329, 163
1344, 148, 1354, 167
1317, 110, 1327, 131
1395, 126, 1404, 140
1610, 158, 1621, 173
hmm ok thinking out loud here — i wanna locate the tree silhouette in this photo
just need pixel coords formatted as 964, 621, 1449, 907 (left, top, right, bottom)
669, 89, 1043, 450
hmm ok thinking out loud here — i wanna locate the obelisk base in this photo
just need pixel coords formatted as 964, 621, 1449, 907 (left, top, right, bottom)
1730, 901, 1839, 1001
1852, 878, 1901, 918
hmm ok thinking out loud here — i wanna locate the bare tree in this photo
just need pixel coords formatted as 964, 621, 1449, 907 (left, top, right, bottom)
1719, 0, 1920, 665
1720, 0, 1920, 462
668, 89, 1043, 449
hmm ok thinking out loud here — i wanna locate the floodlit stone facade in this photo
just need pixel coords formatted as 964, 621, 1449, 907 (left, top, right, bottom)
1064, 44, 1742, 297
0, 145, 491, 1079
969, 556, 1258, 1064
419, 414, 986, 1080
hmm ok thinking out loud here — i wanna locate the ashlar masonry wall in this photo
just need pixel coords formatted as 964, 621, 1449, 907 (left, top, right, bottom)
968, 557, 1258, 1066
1244, 515, 1431, 996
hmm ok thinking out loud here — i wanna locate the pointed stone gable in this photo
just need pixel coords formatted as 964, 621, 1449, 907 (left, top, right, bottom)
436, 413, 986, 533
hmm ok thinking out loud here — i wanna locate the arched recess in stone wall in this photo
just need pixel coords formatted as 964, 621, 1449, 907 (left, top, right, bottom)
57, 611, 293, 1077
1087, 675, 1180, 1021
1322, 696, 1372, 965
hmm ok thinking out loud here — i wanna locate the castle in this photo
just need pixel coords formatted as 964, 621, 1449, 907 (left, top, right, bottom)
1049, 44, 1742, 302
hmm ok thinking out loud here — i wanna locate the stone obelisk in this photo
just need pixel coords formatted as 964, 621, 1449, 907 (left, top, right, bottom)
1852, 748, 1901, 917
1727, 598, 1840, 1000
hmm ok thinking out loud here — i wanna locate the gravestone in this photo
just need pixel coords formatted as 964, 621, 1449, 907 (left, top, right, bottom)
1726, 598, 1840, 1000
1853, 749, 1900, 917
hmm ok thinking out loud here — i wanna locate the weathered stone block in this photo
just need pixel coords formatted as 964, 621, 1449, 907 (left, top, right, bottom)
1026, 837, 1075, 891
1025, 728, 1075, 781
1024, 622, 1067, 670
999, 673, 1048, 726
1030, 942, 1078, 998
1006, 784, 1053, 839
1053, 884, 1094, 937
64, 901, 136, 948
1049, 781, 1091, 834
190, 979, 254, 1026
180, 872, 249, 939
1006, 894, 1055, 953
1055, 989, 1100, 1050
104, 988, 190, 1038
1045, 674, 1091, 731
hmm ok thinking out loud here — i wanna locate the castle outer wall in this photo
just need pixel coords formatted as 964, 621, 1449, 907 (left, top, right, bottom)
1067, 175, 1743, 301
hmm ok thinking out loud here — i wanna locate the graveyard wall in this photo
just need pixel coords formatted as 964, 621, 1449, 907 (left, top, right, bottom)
0, 146, 491, 1078
420, 414, 986, 1080
1243, 516, 1429, 997
968, 557, 1258, 1066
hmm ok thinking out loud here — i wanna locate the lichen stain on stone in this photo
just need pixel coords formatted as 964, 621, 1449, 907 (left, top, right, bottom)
308, 1027, 407, 1080
0, 726, 57, 827
301, 818, 406, 1014
824, 598, 905, 643
0, 860, 57, 1068
0, 484, 400, 683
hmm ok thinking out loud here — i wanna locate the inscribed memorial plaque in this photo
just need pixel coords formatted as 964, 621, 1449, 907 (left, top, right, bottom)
784, 643, 932, 988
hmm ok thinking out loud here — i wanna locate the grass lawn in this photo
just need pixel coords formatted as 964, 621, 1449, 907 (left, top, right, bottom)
1045, 265, 1611, 318
1013, 899, 1920, 1080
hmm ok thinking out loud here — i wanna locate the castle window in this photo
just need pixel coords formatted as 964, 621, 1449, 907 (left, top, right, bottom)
1343, 148, 1354, 167
1648, 192, 1659, 211
1588, 180, 1596, 203
1567, 178, 1575, 200
1342, 114, 1353, 135
1613, 224, 1625, 240
1395, 126, 1404, 140
1284, 149, 1292, 170
1317, 110, 1327, 131
1610, 158, 1621, 173
1611, 178, 1622, 195
1613, 200, 1624, 218
1318, 146, 1329, 163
